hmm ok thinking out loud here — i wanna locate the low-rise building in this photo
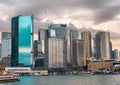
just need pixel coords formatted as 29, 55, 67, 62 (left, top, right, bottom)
0, 56, 11, 67
88, 59, 115, 72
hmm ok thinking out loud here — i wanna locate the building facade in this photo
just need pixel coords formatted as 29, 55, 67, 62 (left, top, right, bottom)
110, 41, 113, 59
38, 28, 49, 54
95, 31, 111, 60
11, 15, 33, 67
33, 40, 38, 57
81, 30, 92, 58
1, 38, 11, 58
1, 32, 11, 58
112, 49, 119, 60
1, 32, 11, 40
45, 38, 63, 68
0, 44, 1, 58
0, 56, 11, 67
72, 39, 86, 67
88, 59, 115, 72
49, 24, 70, 67
69, 29, 78, 65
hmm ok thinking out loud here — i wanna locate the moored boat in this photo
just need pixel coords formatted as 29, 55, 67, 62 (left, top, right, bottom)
0, 74, 20, 83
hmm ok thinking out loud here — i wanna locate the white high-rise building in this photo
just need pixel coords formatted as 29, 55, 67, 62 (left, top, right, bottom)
1, 32, 11, 40
1, 38, 11, 58
95, 31, 111, 60
49, 24, 70, 67
45, 38, 63, 68
38, 28, 48, 53
1, 32, 11, 58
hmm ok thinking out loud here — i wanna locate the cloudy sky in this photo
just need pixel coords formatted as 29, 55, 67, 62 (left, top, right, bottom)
0, 0, 120, 50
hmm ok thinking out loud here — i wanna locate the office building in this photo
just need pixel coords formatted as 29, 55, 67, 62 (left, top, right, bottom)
112, 49, 119, 60
88, 59, 115, 72
34, 53, 45, 69
81, 30, 92, 58
45, 38, 63, 68
38, 28, 48, 54
0, 44, 1, 58
1, 38, 11, 58
33, 40, 38, 57
110, 41, 113, 59
1, 32, 11, 40
69, 29, 78, 65
38, 28, 48, 41
49, 24, 69, 67
11, 15, 33, 67
0, 56, 11, 67
72, 39, 86, 67
95, 31, 111, 60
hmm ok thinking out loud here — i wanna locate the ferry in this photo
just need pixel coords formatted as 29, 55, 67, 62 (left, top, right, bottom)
0, 74, 20, 83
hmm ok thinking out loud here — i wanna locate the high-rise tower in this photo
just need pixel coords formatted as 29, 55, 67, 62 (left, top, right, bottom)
81, 30, 92, 58
72, 39, 86, 67
11, 15, 33, 67
95, 31, 111, 60
49, 24, 69, 67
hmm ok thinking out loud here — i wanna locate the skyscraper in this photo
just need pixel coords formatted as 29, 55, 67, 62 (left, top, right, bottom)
95, 31, 111, 60
1, 32, 11, 58
110, 41, 113, 59
45, 38, 63, 68
38, 28, 48, 54
69, 29, 78, 65
113, 49, 119, 60
1, 32, 11, 40
81, 30, 92, 58
1, 38, 11, 58
11, 15, 33, 67
49, 24, 69, 67
38, 28, 48, 41
0, 44, 1, 58
33, 40, 38, 57
72, 39, 86, 67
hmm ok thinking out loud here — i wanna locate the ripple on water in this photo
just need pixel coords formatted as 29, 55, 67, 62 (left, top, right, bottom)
1, 75, 120, 85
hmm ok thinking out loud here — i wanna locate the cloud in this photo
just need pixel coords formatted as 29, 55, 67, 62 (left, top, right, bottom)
0, 19, 10, 32
94, 5, 120, 24
0, 0, 120, 32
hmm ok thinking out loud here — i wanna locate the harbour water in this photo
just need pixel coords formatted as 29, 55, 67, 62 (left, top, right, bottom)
1, 75, 120, 85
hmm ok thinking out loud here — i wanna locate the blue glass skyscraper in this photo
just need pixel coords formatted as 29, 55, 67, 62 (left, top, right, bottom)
11, 15, 33, 67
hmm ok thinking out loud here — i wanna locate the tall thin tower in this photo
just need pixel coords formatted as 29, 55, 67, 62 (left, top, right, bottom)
81, 30, 92, 58
95, 31, 110, 60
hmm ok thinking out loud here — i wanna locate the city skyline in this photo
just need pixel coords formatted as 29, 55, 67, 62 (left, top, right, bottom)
1, 1, 120, 84
0, 0, 120, 50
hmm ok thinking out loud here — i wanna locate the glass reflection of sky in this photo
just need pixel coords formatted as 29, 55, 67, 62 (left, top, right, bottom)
18, 16, 32, 66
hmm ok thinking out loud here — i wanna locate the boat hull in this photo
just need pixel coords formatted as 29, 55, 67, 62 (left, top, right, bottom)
0, 77, 19, 83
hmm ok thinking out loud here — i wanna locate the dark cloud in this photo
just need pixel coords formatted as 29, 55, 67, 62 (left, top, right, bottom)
11, 0, 120, 24
93, 5, 120, 24
0, 0, 120, 31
